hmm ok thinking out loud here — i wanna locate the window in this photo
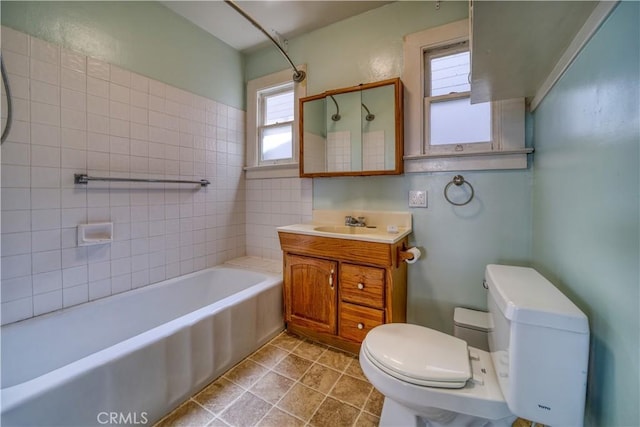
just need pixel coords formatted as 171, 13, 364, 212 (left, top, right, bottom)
258, 83, 294, 163
403, 20, 529, 172
246, 66, 306, 179
425, 44, 492, 151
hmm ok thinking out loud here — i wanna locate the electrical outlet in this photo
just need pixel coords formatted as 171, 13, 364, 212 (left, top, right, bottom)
409, 190, 427, 208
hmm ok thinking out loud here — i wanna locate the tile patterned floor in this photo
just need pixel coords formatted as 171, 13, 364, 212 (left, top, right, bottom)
154, 331, 384, 427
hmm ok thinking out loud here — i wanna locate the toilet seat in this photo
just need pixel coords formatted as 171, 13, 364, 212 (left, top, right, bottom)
362, 323, 471, 388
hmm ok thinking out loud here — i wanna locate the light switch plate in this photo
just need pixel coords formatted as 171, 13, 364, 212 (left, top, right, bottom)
409, 190, 427, 208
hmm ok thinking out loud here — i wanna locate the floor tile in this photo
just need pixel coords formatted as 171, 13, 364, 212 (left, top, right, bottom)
250, 371, 294, 404
309, 397, 360, 427
270, 332, 301, 351
291, 339, 327, 361
249, 344, 289, 368
316, 347, 354, 371
299, 363, 341, 394
224, 359, 268, 388
219, 392, 271, 427
273, 353, 312, 381
364, 387, 385, 416
277, 383, 325, 421
194, 377, 244, 415
155, 400, 214, 427
330, 374, 373, 409
155, 331, 382, 427
345, 358, 367, 380
257, 407, 305, 427
354, 411, 380, 427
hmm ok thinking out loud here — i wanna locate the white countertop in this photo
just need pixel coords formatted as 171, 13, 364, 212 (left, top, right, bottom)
277, 210, 412, 244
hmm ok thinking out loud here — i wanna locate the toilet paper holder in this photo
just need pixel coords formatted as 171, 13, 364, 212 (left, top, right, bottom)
398, 245, 421, 266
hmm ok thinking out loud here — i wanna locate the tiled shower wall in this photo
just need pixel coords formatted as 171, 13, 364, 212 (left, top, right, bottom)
0, 27, 246, 324
245, 177, 312, 261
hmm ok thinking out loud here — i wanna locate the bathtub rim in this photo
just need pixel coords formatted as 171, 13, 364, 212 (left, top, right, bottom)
1, 265, 282, 413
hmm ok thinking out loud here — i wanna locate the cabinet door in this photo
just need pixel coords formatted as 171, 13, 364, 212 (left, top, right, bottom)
285, 254, 337, 334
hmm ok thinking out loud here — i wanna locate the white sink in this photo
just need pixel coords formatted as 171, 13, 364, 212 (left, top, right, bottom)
277, 210, 412, 244
313, 225, 382, 235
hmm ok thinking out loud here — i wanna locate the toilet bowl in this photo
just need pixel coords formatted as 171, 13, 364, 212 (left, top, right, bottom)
359, 265, 590, 427
359, 323, 514, 427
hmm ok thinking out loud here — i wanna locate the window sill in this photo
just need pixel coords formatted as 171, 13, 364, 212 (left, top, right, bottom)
245, 163, 300, 179
404, 148, 533, 172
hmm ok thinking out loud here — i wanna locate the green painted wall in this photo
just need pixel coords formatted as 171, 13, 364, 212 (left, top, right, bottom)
245, 1, 469, 95
531, 3, 639, 426
1, 1, 245, 109
248, 0, 532, 332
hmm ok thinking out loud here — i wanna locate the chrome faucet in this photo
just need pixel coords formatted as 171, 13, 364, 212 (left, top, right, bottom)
345, 215, 366, 227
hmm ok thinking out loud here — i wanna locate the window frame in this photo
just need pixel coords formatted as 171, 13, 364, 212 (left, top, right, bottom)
403, 20, 530, 172
246, 66, 306, 179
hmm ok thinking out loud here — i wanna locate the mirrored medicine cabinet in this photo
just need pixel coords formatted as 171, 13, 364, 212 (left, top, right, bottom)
299, 78, 403, 177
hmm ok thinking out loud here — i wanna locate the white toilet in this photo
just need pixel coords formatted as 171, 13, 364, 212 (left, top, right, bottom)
359, 264, 590, 427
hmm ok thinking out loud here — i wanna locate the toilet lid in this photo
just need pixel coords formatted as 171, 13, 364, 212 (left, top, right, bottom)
363, 323, 471, 388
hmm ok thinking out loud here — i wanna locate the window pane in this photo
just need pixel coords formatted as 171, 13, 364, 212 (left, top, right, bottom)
264, 89, 294, 125
261, 124, 292, 161
430, 51, 470, 96
430, 98, 491, 145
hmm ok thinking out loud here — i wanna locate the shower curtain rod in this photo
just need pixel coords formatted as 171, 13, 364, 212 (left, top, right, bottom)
224, 0, 306, 82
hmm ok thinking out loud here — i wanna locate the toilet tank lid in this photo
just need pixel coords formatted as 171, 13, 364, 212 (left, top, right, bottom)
486, 265, 589, 334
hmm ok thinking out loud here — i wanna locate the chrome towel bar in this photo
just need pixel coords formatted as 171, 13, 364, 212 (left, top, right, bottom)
74, 174, 210, 187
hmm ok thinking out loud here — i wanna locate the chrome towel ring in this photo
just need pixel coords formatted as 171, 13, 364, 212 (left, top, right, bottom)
444, 175, 474, 206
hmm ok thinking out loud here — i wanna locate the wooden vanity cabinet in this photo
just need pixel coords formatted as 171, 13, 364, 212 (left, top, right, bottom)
285, 254, 337, 334
279, 232, 408, 354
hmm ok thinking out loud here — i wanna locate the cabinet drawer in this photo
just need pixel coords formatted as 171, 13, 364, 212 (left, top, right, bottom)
340, 263, 385, 308
339, 302, 384, 343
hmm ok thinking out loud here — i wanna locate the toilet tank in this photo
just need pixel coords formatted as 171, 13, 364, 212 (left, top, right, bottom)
485, 265, 589, 427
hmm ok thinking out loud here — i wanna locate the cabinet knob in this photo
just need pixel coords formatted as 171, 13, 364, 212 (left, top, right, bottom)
357, 283, 364, 290
357, 323, 364, 330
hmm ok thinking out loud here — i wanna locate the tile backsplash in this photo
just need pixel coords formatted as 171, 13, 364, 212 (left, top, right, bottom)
1, 26, 248, 324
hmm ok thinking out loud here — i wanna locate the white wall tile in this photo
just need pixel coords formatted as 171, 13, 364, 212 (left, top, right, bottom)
61, 48, 86, 73
63, 283, 88, 307
31, 123, 61, 147
61, 67, 86, 92
30, 37, 59, 65
31, 80, 60, 105
87, 58, 110, 80
32, 249, 61, 274
1, 297, 33, 324
89, 279, 111, 300
33, 289, 62, 316
31, 189, 60, 209
1, 276, 32, 302
1, 28, 250, 324
2, 253, 32, 279
2, 51, 29, 77
87, 76, 108, 97
31, 209, 60, 231
1, 231, 32, 256
32, 270, 62, 294
1, 142, 30, 166
2, 210, 31, 233
62, 265, 87, 288
31, 102, 60, 126
111, 274, 131, 294
30, 58, 58, 85
61, 88, 87, 111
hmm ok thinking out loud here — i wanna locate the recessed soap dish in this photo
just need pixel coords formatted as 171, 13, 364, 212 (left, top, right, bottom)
77, 222, 113, 246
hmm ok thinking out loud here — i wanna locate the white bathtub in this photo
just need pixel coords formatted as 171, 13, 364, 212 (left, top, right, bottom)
1, 265, 284, 426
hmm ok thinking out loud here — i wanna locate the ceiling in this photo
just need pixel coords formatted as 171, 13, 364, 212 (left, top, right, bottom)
162, 1, 393, 52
